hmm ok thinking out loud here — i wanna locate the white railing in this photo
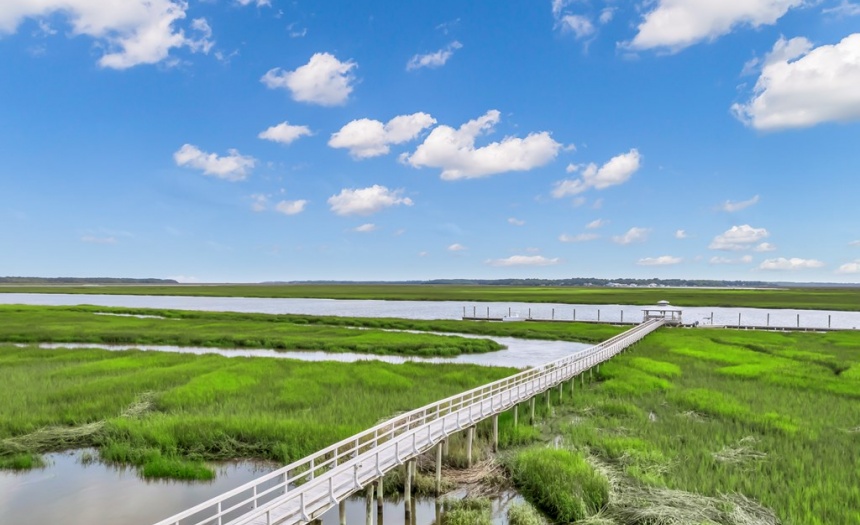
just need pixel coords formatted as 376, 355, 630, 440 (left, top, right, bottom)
154, 319, 664, 525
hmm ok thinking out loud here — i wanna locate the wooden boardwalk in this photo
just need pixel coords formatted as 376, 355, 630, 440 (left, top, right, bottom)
153, 319, 665, 525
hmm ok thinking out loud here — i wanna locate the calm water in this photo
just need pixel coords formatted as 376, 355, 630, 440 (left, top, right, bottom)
0, 450, 518, 525
1, 292, 858, 329
32, 333, 591, 369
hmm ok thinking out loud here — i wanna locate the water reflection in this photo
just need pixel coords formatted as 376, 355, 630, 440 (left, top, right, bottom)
0, 450, 523, 525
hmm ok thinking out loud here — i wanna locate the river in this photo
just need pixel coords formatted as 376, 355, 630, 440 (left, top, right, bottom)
1, 292, 859, 329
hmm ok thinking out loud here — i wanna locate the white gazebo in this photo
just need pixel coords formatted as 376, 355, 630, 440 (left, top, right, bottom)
642, 301, 683, 325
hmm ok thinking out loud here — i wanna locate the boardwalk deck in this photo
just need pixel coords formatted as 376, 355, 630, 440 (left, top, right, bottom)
153, 319, 665, 525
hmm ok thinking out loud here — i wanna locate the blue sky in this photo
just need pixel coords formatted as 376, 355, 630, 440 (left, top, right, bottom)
1, 0, 859, 283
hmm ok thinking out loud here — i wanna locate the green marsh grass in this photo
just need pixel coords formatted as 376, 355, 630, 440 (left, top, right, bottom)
0, 345, 515, 479
514, 328, 860, 525
0, 305, 506, 357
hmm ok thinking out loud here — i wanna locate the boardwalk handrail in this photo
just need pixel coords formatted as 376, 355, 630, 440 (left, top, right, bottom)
153, 319, 664, 525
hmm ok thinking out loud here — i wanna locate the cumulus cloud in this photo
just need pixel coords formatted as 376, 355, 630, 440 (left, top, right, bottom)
236, 0, 271, 6
261, 52, 357, 106
628, 0, 803, 52
851, 240, 860, 246
407, 41, 462, 70
719, 195, 760, 212
508, 217, 525, 226
0, 0, 213, 69
733, 34, 860, 130
836, 260, 860, 274
275, 200, 307, 215
173, 144, 256, 181
759, 257, 825, 270
675, 229, 689, 239
637, 255, 682, 266
448, 243, 467, 252
258, 121, 312, 145
709, 225, 769, 251
329, 113, 436, 158
613, 227, 650, 245
487, 255, 561, 267
552, 149, 641, 198
559, 233, 599, 243
599, 7, 616, 24
402, 110, 561, 180
754, 242, 777, 252
353, 223, 377, 233
586, 219, 607, 229
327, 185, 413, 216
560, 15, 595, 39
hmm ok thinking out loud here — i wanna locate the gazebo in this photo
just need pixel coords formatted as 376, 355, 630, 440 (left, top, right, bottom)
642, 301, 683, 325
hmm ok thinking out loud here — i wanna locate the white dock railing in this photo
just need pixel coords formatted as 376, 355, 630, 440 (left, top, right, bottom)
153, 319, 665, 525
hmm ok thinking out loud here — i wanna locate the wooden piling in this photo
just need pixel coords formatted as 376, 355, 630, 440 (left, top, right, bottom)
492, 414, 499, 452
366, 483, 374, 525
529, 397, 536, 424
466, 427, 474, 468
377, 476, 384, 512
404, 461, 413, 521
435, 443, 443, 494
513, 403, 518, 427
339, 500, 347, 525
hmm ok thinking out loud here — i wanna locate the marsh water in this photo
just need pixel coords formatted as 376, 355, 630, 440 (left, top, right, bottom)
2, 292, 859, 329
0, 450, 518, 525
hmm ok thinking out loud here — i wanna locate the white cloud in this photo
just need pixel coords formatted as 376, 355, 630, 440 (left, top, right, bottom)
250, 194, 268, 212
551, 0, 573, 18
836, 260, 860, 274
733, 34, 860, 130
719, 195, 760, 212
710, 255, 754, 264
407, 41, 462, 71
173, 144, 256, 182
275, 200, 307, 215
261, 52, 357, 106
552, 149, 641, 198
824, 1, 860, 16
236, 0, 271, 6
258, 122, 312, 145
353, 223, 377, 233
637, 255, 682, 266
560, 15, 595, 39
754, 242, 777, 252
329, 113, 436, 158
675, 229, 688, 239
586, 219, 607, 229
559, 233, 599, 243
759, 257, 825, 270
0, 0, 213, 69
508, 217, 525, 226
402, 110, 561, 180
81, 235, 117, 244
487, 255, 561, 267
628, 0, 803, 52
613, 227, 650, 245
709, 225, 769, 251
448, 243, 467, 252
599, 7, 616, 24
850, 240, 860, 246
327, 185, 413, 216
